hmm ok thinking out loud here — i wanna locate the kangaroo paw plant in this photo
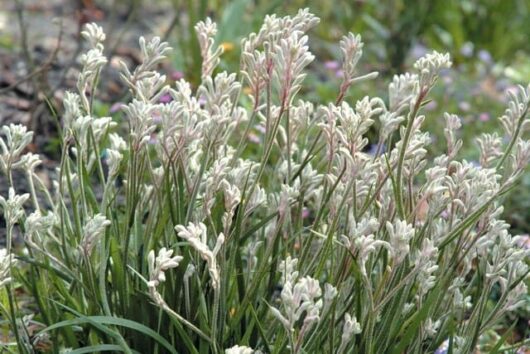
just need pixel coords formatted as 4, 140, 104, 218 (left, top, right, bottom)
1, 9, 529, 354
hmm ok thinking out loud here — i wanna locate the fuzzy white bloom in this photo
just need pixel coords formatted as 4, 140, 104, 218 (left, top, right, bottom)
225, 345, 254, 354
477, 133, 503, 167
279, 256, 299, 285
273, 31, 314, 105
413, 51, 452, 88
337, 33, 378, 97
135, 72, 168, 103
25, 211, 56, 239
79, 214, 111, 257
0, 188, 29, 226
175, 222, 224, 289
388, 73, 419, 112
119, 36, 171, 94
140, 36, 172, 69
339, 33, 363, 80
270, 272, 323, 336
423, 318, 441, 337
414, 238, 439, 297
341, 227, 391, 276
81, 23, 106, 49
386, 219, 415, 264
147, 247, 183, 288
323, 283, 338, 312
122, 100, 157, 148
379, 111, 405, 141
499, 84, 530, 138
63, 92, 82, 130
18, 152, 41, 174
452, 287, 472, 311
77, 46, 107, 110
0, 124, 34, 171
504, 282, 528, 311
108, 132, 127, 151
0, 249, 16, 287
106, 149, 123, 178
195, 18, 223, 78
443, 113, 463, 158
78, 50, 106, 83
511, 138, 530, 173
337, 312, 361, 354
222, 181, 241, 232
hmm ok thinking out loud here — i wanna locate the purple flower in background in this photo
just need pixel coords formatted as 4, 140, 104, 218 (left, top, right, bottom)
495, 79, 510, 92
477, 49, 493, 65
442, 75, 453, 85
410, 43, 428, 60
434, 340, 449, 354
110, 102, 124, 113
460, 42, 474, 58
148, 133, 158, 145
458, 101, 471, 112
302, 207, 310, 219
159, 93, 172, 104
152, 110, 162, 124
255, 124, 266, 134
170, 70, 184, 81
247, 132, 260, 144
424, 100, 438, 111
324, 60, 340, 71
516, 234, 530, 249
367, 143, 385, 156
478, 112, 490, 122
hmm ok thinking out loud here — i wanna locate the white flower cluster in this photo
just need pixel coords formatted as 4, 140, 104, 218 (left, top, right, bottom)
270, 257, 324, 348
0, 124, 34, 173
79, 214, 111, 258
175, 222, 224, 290
0, 249, 16, 287
195, 18, 223, 78
0, 187, 29, 227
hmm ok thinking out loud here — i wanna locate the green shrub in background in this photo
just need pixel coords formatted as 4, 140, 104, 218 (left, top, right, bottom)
1, 9, 529, 353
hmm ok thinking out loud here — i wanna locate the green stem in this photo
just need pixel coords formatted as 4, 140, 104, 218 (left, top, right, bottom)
395, 90, 425, 218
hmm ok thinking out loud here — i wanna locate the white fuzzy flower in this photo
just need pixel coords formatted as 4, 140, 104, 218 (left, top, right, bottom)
413, 51, 451, 88
108, 133, 127, 151
63, 91, 82, 130
0, 188, 29, 226
25, 211, 56, 239
0, 124, 34, 172
106, 149, 123, 177
225, 345, 254, 354
195, 18, 223, 78
499, 84, 530, 139
270, 273, 323, 335
81, 23, 106, 48
147, 247, 183, 288
338, 312, 361, 354
175, 222, 224, 289
0, 249, 16, 287
79, 214, 111, 257
388, 73, 419, 112
386, 219, 415, 264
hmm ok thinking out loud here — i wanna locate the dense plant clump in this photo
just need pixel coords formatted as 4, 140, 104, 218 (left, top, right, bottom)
1, 9, 529, 353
